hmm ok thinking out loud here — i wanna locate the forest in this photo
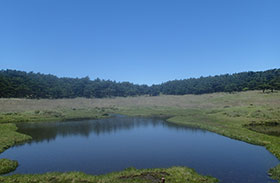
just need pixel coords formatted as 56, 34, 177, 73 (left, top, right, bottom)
0, 69, 279, 98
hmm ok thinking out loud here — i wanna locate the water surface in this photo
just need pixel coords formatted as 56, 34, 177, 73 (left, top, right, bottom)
1, 115, 279, 183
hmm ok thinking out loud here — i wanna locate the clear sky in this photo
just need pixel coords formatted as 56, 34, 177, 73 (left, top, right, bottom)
0, 0, 279, 85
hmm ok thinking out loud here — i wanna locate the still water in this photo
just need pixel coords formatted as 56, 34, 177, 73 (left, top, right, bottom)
1, 115, 279, 183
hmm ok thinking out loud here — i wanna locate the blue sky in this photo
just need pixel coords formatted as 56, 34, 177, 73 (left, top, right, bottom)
0, 0, 279, 85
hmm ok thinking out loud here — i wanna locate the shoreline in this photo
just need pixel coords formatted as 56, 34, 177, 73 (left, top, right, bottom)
0, 91, 280, 182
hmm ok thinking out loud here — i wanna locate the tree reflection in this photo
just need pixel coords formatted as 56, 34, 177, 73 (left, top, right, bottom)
16, 116, 205, 144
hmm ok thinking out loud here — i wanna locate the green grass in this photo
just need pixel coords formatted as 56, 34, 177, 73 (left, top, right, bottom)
0, 123, 31, 153
0, 159, 18, 175
269, 165, 280, 181
0, 166, 218, 183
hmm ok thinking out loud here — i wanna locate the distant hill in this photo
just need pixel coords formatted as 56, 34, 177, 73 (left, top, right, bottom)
0, 69, 279, 98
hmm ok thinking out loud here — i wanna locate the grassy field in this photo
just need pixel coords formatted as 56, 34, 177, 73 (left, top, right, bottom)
0, 90, 280, 182
1, 91, 280, 112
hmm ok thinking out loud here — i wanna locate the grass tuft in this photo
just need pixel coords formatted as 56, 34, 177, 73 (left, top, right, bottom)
0, 159, 18, 174
269, 164, 280, 181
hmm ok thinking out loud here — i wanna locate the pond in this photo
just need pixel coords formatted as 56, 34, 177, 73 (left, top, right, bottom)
1, 115, 279, 183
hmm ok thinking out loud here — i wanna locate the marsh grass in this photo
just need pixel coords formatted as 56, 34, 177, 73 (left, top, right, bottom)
245, 121, 280, 137
0, 166, 218, 183
0, 123, 31, 153
269, 165, 280, 181
0, 107, 117, 123
0, 159, 18, 174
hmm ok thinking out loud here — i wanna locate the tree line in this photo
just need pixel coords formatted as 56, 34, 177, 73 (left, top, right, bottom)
0, 69, 279, 98
159, 69, 280, 95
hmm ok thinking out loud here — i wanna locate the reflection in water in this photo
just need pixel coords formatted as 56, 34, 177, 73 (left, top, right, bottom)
16, 115, 205, 144
1, 115, 279, 183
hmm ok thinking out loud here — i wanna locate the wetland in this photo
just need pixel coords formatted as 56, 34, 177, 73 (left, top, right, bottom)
1, 115, 279, 183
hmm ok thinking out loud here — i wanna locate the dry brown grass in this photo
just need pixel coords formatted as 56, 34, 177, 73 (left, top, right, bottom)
0, 90, 279, 113
0, 91, 277, 112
